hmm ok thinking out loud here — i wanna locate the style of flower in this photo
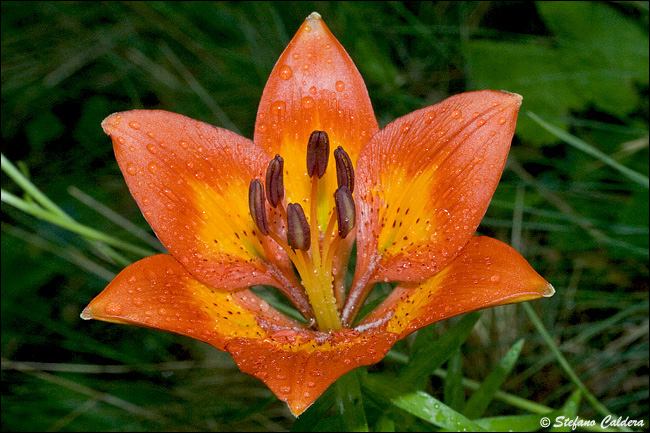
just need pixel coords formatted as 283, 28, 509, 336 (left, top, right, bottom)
81, 12, 554, 416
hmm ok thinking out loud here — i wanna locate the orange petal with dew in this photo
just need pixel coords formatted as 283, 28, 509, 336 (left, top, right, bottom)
103, 110, 280, 290
354, 90, 522, 285
254, 12, 378, 230
82, 254, 398, 416
358, 236, 554, 338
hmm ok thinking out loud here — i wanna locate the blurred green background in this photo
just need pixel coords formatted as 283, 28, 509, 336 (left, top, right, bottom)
2, 1, 648, 431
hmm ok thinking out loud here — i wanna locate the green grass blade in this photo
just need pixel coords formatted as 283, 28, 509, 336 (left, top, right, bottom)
522, 302, 631, 431
362, 374, 486, 431
335, 370, 368, 432
400, 311, 481, 386
527, 112, 649, 188
462, 339, 525, 419
443, 347, 465, 411
2, 189, 156, 258
550, 389, 582, 432
475, 412, 559, 432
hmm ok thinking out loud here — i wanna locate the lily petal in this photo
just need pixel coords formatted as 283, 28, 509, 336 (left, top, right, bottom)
354, 90, 522, 285
254, 12, 378, 227
103, 110, 279, 290
82, 254, 398, 416
358, 236, 554, 337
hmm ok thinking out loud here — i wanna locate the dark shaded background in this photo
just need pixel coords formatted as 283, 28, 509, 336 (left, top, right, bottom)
2, 2, 648, 431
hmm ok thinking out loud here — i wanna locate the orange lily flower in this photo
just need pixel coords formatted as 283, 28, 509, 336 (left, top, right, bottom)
81, 12, 554, 416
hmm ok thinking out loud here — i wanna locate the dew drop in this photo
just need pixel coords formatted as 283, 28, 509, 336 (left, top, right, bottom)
116, 136, 126, 145
128, 121, 141, 130
309, 86, 317, 94
271, 100, 286, 117
451, 109, 462, 119
125, 163, 137, 175
105, 302, 123, 315
490, 275, 501, 283
335, 80, 345, 92
279, 65, 292, 80
498, 117, 506, 125
477, 119, 486, 126
301, 96, 314, 109
425, 111, 436, 123
147, 162, 158, 174
146, 143, 157, 154
179, 140, 188, 149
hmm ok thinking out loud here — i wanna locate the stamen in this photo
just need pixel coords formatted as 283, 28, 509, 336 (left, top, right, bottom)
334, 146, 354, 191
248, 179, 269, 236
287, 203, 311, 251
306, 130, 330, 178
334, 186, 356, 238
265, 154, 284, 208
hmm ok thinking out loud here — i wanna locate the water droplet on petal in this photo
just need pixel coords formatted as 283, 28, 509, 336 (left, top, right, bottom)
146, 144, 157, 154
271, 100, 286, 117
335, 80, 345, 92
490, 275, 501, 283
301, 96, 314, 109
451, 109, 462, 119
128, 121, 141, 130
105, 302, 123, 315
279, 65, 292, 80
147, 162, 158, 174
125, 163, 137, 175
498, 117, 506, 125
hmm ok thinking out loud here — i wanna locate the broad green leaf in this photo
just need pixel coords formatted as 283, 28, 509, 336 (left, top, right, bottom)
362, 374, 486, 432
465, 2, 649, 145
462, 339, 525, 419
400, 311, 481, 386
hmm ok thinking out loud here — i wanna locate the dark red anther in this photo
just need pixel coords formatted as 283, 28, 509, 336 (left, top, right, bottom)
334, 146, 354, 192
287, 203, 311, 250
265, 154, 284, 208
306, 130, 330, 178
335, 186, 356, 238
248, 179, 269, 236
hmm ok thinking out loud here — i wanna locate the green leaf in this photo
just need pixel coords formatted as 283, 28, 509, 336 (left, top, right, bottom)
475, 412, 559, 432
400, 311, 482, 387
550, 389, 582, 432
527, 112, 649, 188
291, 386, 336, 432
443, 347, 466, 411
462, 339, 525, 419
465, 2, 648, 145
334, 370, 368, 432
362, 374, 486, 432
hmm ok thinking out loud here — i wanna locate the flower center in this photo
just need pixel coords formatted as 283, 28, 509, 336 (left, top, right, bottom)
248, 131, 355, 332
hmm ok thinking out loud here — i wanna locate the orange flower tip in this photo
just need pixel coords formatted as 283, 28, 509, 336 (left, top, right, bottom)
503, 91, 523, 106
306, 11, 322, 22
79, 307, 93, 320
542, 283, 556, 297
100, 112, 122, 134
